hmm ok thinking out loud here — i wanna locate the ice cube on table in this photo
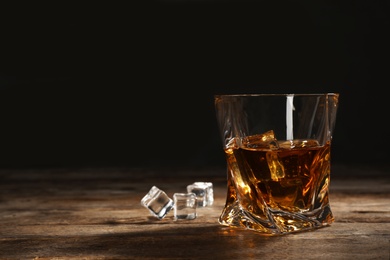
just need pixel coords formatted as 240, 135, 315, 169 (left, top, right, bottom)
186, 182, 214, 207
173, 193, 197, 220
141, 186, 174, 219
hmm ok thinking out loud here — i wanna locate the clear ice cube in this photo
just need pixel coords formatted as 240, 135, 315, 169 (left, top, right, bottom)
173, 193, 197, 220
141, 186, 174, 219
278, 139, 320, 149
241, 130, 279, 149
186, 182, 214, 207
266, 150, 286, 180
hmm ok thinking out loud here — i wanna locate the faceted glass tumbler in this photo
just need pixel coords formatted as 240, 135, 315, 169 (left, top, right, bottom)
214, 93, 339, 235
173, 193, 197, 220
186, 182, 214, 207
141, 186, 174, 219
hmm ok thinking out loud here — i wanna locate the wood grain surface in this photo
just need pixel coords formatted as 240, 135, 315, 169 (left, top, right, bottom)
0, 164, 389, 259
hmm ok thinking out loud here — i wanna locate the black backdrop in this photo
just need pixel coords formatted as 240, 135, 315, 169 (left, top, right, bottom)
1, 1, 389, 169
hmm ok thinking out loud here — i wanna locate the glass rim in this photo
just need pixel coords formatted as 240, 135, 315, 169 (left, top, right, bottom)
214, 93, 339, 97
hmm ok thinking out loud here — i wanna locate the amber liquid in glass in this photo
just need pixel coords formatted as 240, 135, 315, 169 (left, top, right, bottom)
220, 134, 334, 234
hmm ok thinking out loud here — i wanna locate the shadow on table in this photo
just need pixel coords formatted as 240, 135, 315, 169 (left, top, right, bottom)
1, 225, 282, 258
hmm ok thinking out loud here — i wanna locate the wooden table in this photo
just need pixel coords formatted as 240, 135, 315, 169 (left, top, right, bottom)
0, 164, 389, 259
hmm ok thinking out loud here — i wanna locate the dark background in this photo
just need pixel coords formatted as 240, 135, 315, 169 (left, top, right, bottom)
1, 1, 389, 169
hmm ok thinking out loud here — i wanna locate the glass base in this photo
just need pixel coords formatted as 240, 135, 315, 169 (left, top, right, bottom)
219, 201, 334, 235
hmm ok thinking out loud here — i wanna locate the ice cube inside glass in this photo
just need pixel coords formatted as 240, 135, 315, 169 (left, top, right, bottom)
141, 186, 174, 219
173, 193, 197, 220
186, 182, 214, 207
